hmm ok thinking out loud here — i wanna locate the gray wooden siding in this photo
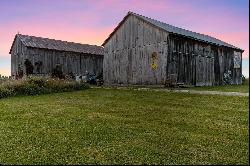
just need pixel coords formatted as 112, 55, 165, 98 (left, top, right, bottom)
167, 35, 215, 86
11, 37, 28, 76
103, 15, 242, 86
11, 39, 103, 77
167, 35, 242, 86
103, 15, 169, 85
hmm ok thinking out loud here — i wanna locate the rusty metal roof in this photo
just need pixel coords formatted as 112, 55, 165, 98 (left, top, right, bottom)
10, 34, 104, 55
102, 12, 243, 51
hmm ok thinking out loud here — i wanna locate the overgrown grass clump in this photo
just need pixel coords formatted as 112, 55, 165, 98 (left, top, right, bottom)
0, 76, 89, 99
243, 77, 249, 85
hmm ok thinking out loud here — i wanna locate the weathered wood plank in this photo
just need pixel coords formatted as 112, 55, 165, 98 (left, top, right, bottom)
102, 14, 242, 86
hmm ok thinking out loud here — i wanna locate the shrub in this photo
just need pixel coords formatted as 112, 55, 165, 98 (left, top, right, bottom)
52, 64, 65, 79
27, 76, 46, 87
243, 78, 249, 85
0, 87, 14, 98
0, 76, 89, 99
242, 75, 249, 85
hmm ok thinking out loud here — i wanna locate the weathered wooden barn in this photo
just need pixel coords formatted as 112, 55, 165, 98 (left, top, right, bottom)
102, 12, 244, 86
10, 34, 104, 78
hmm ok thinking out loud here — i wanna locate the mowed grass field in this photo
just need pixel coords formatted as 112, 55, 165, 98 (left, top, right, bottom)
0, 88, 249, 165
187, 83, 249, 93
176, 78, 249, 93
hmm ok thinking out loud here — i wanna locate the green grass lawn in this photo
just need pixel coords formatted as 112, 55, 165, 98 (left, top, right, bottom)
186, 84, 249, 93
0, 88, 248, 165
184, 78, 249, 93
101, 79, 249, 93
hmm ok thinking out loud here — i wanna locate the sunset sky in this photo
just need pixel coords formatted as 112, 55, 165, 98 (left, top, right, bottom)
0, 0, 249, 77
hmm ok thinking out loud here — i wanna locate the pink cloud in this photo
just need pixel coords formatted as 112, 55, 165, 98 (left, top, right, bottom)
204, 31, 249, 59
0, 0, 248, 77
0, 18, 113, 58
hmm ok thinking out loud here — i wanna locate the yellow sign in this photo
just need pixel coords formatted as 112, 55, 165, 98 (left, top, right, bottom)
150, 52, 157, 70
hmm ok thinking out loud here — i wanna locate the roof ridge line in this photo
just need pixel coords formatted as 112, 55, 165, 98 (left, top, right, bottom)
128, 11, 241, 50
10, 34, 104, 55
132, 12, 211, 38
130, 12, 190, 32
17, 34, 103, 48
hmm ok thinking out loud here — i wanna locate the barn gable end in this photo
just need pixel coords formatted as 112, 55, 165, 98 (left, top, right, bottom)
10, 36, 28, 76
103, 14, 170, 85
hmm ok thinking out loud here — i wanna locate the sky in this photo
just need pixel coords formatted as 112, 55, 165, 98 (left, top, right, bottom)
0, 0, 249, 77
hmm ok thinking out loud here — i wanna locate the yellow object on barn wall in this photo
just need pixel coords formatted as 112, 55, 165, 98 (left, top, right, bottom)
150, 52, 157, 70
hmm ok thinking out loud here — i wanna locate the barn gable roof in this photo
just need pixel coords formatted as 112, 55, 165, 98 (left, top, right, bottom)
10, 34, 104, 55
102, 12, 243, 51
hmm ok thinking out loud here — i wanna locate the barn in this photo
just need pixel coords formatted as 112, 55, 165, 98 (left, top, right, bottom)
10, 34, 104, 79
102, 12, 244, 86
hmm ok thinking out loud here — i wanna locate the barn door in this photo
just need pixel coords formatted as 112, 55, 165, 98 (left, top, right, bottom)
195, 55, 214, 86
165, 51, 178, 86
213, 50, 220, 85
